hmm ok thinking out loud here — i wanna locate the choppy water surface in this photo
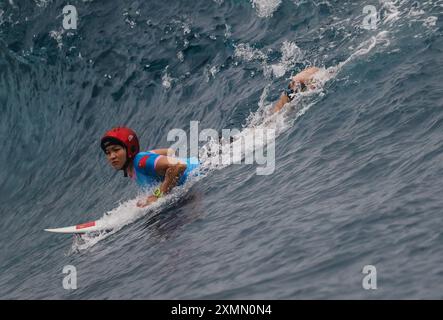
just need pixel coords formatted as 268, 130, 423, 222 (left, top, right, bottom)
1, 0, 443, 299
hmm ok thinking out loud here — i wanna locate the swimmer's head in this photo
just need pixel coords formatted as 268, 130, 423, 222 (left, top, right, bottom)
288, 80, 307, 93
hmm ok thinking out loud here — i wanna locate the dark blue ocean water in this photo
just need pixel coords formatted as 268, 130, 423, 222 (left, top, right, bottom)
1, 0, 443, 299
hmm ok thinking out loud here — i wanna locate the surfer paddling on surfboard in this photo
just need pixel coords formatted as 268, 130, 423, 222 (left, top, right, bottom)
101, 127, 199, 208
44, 67, 320, 235
100, 68, 318, 207
272, 66, 320, 113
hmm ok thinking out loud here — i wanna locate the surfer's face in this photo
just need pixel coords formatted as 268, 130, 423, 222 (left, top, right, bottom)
105, 145, 127, 170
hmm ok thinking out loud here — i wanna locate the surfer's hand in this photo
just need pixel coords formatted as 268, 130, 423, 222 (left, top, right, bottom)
136, 199, 148, 208
136, 196, 158, 208
136, 198, 151, 208
146, 195, 158, 204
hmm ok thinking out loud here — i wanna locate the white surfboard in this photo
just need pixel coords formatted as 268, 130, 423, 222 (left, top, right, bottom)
44, 220, 106, 234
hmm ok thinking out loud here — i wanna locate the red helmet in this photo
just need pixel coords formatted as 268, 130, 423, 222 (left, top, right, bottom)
101, 127, 140, 159
101, 126, 140, 163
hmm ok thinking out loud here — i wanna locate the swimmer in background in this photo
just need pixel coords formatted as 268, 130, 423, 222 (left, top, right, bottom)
273, 66, 320, 113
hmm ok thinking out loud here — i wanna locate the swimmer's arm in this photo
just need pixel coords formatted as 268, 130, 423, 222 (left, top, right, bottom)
150, 148, 175, 157
273, 67, 320, 114
292, 67, 319, 84
273, 92, 290, 113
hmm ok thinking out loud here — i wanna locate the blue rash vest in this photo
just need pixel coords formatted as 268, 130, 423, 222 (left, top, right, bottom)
132, 151, 199, 189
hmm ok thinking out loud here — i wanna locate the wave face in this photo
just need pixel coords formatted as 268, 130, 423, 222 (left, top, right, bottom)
1, 0, 442, 299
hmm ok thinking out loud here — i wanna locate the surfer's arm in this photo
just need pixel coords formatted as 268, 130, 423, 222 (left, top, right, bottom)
137, 156, 186, 207
149, 148, 175, 157
159, 159, 187, 194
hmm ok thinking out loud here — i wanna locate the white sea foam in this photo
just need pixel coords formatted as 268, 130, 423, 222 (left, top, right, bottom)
266, 41, 304, 78
235, 41, 304, 79
251, 0, 282, 18
34, 0, 52, 8
234, 43, 267, 62
423, 16, 438, 28
49, 29, 65, 49
379, 0, 440, 33
162, 66, 173, 89
70, 184, 196, 252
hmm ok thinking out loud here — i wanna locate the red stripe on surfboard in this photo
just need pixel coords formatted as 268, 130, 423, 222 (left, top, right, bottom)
76, 221, 96, 229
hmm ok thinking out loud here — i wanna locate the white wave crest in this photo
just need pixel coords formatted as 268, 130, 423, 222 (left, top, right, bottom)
251, 0, 282, 18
